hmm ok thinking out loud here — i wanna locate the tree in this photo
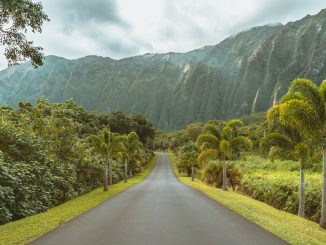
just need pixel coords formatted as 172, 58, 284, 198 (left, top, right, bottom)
0, 0, 49, 67
120, 132, 143, 182
226, 119, 243, 138
184, 123, 203, 142
177, 143, 198, 181
265, 78, 326, 227
102, 111, 132, 135
196, 124, 221, 167
196, 122, 251, 191
261, 129, 311, 217
88, 129, 125, 191
130, 113, 155, 146
203, 161, 243, 189
220, 138, 231, 190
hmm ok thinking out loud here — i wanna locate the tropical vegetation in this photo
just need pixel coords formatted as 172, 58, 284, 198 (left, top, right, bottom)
0, 98, 155, 225
156, 78, 326, 228
170, 153, 326, 245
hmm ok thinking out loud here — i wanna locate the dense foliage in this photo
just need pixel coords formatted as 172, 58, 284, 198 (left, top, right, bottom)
240, 171, 321, 222
0, 98, 155, 224
176, 143, 198, 177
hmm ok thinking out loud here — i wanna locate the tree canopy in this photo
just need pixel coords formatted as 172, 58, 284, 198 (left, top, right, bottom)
0, 0, 49, 67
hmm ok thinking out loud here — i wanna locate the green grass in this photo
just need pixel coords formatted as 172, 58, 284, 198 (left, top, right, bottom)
0, 155, 157, 245
235, 154, 299, 172
235, 154, 322, 173
169, 153, 326, 245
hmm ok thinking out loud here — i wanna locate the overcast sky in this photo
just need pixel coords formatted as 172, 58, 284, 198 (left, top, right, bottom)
0, 0, 325, 69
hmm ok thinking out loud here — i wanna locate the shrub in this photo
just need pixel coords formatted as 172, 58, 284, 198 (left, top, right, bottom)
203, 161, 243, 190
239, 172, 322, 222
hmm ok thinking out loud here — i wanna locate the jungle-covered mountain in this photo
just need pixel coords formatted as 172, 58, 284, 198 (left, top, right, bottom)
0, 9, 325, 130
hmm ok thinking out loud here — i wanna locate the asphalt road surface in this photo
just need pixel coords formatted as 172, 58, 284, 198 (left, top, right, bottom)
31, 152, 287, 245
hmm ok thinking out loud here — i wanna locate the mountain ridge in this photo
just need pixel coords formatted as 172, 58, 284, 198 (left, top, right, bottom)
0, 9, 325, 129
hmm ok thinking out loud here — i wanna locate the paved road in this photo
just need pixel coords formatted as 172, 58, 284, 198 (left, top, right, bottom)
31, 153, 287, 245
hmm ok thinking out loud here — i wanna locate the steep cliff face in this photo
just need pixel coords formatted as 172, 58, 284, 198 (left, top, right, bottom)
0, 9, 325, 129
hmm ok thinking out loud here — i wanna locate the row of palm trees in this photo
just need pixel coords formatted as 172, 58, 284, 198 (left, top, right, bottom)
261, 78, 326, 228
193, 78, 326, 228
196, 120, 252, 191
88, 129, 144, 191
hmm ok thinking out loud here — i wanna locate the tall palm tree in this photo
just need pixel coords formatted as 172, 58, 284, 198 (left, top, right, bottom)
196, 124, 221, 167
261, 130, 310, 217
226, 119, 243, 138
220, 138, 231, 190
120, 132, 143, 183
220, 125, 252, 191
88, 129, 125, 191
267, 78, 326, 227
196, 122, 251, 191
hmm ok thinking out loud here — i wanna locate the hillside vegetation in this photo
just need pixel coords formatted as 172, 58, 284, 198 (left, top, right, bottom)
0, 98, 155, 225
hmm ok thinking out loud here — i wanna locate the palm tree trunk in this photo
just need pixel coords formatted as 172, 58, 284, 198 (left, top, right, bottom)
124, 158, 128, 183
320, 142, 326, 228
104, 164, 108, 191
222, 157, 228, 191
108, 159, 113, 185
191, 162, 194, 181
298, 167, 305, 218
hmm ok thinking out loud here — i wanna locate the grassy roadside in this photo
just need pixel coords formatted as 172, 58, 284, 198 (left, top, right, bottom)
0, 155, 157, 245
169, 153, 326, 245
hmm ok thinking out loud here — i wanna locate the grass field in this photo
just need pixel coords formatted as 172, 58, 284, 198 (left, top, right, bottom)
0, 155, 157, 245
169, 153, 326, 245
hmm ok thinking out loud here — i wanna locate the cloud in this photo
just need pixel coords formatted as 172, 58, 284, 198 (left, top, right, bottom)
21, 0, 144, 60
218, 0, 326, 38
0, 0, 325, 70
63, 0, 122, 24
45, 0, 129, 33
48, 0, 126, 25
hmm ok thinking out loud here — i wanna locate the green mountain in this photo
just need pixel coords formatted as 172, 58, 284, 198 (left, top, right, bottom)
0, 9, 325, 129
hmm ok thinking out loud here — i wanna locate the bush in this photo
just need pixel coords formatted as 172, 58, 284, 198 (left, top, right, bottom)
0, 154, 107, 225
239, 172, 322, 222
202, 161, 243, 190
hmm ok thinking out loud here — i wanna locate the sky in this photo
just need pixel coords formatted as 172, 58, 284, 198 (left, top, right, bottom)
0, 0, 326, 69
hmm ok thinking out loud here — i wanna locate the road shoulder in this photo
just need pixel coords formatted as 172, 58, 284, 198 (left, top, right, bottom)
168, 152, 326, 245
0, 155, 157, 245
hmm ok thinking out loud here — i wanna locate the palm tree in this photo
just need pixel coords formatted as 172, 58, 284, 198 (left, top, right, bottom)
120, 132, 143, 183
226, 119, 243, 138
220, 138, 231, 190
196, 122, 251, 191
261, 129, 310, 217
196, 124, 221, 167
220, 125, 252, 191
267, 78, 326, 227
88, 129, 125, 191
